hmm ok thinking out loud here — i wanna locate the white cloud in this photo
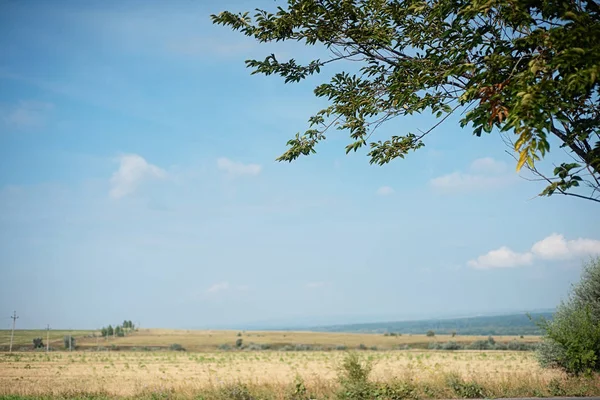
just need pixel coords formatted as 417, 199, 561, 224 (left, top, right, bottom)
430, 157, 514, 192
1, 101, 53, 129
469, 233, 600, 269
306, 281, 326, 289
217, 158, 262, 177
469, 157, 507, 174
206, 282, 230, 294
376, 186, 394, 196
532, 233, 600, 260
109, 154, 166, 199
468, 246, 534, 269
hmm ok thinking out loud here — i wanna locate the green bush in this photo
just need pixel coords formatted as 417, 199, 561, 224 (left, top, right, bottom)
235, 338, 244, 348
537, 257, 600, 375
337, 353, 373, 400
442, 341, 463, 350
467, 340, 493, 350
169, 343, 185, 351
445, 373, 486, 399
426, 330, 435, 337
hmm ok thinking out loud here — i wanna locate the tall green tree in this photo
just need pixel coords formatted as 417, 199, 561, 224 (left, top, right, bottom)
212, 0, 600, 202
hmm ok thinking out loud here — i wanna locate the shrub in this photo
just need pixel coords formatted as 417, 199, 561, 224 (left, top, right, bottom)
451, 331, 457, 337
442, 341, 463, 350
468, 340, 492, 350
336, 345, 348, 351
446, 373, 486, 399
426, 330, 435, 337
357, 343, 367, 350
494, 342, 508, 351
219, 384, 255, 400
237, 332, 242, 337
507, 340, 537, 351
337, 353, 373, 400
218, 344, 232, 351
537, 257, 600, 375
169, 343, 185, 351
235, 338, 244, 348
32, 338, 44, 349
428, 342, 442, 350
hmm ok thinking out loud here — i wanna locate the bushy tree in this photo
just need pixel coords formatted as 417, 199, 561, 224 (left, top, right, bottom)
33, 338, 44, 349
115, 326, 125, 337
537, 257, 600, 375
107, 325, 114, 337
426, 330, 435, 337
212, 0, 600, 203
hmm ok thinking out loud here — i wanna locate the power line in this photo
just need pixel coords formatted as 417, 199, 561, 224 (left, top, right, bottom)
9, 311, 19, 353
46, 324, 50, 352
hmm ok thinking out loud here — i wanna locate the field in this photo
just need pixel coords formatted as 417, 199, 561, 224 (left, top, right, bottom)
1, 329, 599, 399
0, 328, 540, 352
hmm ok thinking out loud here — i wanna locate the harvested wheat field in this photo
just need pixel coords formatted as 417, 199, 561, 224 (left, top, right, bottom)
2, 350, 600, 399
0, 328, 541, 352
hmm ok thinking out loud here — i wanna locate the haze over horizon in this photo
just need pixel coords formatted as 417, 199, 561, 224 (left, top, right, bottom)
1, 0, 600, 331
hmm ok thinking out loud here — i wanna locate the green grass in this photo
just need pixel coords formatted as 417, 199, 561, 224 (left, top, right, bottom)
0, 330, 97, 349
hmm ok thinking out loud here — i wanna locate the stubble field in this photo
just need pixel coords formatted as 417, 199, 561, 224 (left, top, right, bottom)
1, 330, 599, 399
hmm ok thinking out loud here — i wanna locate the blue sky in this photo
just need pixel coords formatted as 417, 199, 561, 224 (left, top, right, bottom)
1, 0, 599, 330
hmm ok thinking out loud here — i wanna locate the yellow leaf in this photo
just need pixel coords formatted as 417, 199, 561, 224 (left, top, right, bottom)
516, 150, 528, 171
514, 135, 526, 152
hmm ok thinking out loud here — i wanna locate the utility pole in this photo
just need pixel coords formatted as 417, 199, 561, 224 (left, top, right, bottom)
9, 311, 19, 353
69, 333, 72, 352
46, 324, 50, 352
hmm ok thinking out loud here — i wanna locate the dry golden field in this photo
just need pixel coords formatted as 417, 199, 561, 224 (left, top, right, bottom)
1, 329, 599, 399
0, 328, 541, 352
1, 350, 600, 399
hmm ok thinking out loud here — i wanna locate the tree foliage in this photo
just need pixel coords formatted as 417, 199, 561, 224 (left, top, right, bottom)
212, 0, 600, 202
537, 257, 600, 375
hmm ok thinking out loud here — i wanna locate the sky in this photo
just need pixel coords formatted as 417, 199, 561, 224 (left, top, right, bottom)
1, 0, 599, 330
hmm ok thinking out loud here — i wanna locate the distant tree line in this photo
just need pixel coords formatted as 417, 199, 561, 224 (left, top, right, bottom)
101, 320, 136, 338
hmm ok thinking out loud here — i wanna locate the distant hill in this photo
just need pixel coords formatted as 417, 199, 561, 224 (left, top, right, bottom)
306, 312, 554, 336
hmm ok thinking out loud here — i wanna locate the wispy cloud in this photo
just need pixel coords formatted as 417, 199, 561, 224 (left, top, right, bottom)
376, 186, 394, 196
430, 157, 514, 192
110, 154, 166, 199
206, 281, 230, 294
1, 100, 53, 129
468, 233, 600, 269
217, 157, 262, 177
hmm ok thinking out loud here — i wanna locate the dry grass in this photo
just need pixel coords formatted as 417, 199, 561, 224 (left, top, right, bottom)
1, 350, 599, 399
0, 328, 540, 352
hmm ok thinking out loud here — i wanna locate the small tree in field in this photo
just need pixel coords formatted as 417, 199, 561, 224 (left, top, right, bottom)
426, 330, 435, 337
33, 338, 44, 349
